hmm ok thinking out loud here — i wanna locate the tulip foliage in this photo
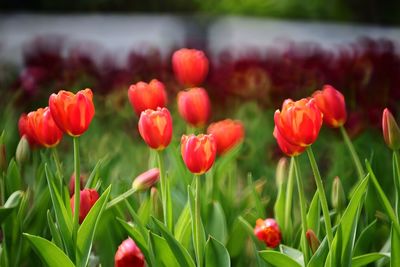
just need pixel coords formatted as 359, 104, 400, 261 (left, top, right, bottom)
1, 47, 400, 267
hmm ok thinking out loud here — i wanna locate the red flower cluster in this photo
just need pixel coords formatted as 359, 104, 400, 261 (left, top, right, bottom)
254, 218, 282, 248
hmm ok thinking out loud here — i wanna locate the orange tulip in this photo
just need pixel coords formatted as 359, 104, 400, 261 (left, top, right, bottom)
254, 218, 282, 248
138, 107, 173, 150
18, 113, 38, 147
70, 189, 99, 224
181, 134, 216, 175
115, 238, 145, 267
172, 48, 209, 87
27, 107, 63, 148
207, 119, 245, 155
273, 126, 305, 156
128, 79, 168, 117
274, 98, 323, 147
382, 108, 400, 150
177, 87, 211, 127
49, 89, 95, 136
312, 85, 347, 128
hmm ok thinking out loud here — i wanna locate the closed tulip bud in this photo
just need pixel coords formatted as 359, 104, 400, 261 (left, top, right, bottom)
18, 113, 38, 147
181, 134, 217, 175
331, 176, 346, 212
70, 189, 99, 224
16, 136, 30, 165
274, 98, 323, 147
275, 157, 288, 187
273, 126, 306, 156
49, 89, 95, 136
382, 108, 400, 150
254, 218, 282, 248
207, 119, 245, 155
306, 229, 320, 253
128, 79, 168, 116
27, 107, 63, 148
312, 85, 347, 128
172, 48, 209, 87
138, 107, 173, 150
69, 173, 85, 196
115, 238, 145, 267
177, 87, 211, 127
132, 168, 160, 191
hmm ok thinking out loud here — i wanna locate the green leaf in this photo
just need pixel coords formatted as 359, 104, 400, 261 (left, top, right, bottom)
5, 160, 21, 197
352, 253, 389, 267
354, 219, 377, 256
47, 210, 64, 249
274, 176, 286, 229
23, 233, 75, 267
149, 232, 180, 267
166, 177, 173, 232
391, 225, 400, 267
174, 203, 192, 247
151, 217, 196, 267
85, 159, 105, 189
249, 174, 266, 219
280, 245, 304, 267
207, 201, 228, 244
137, 195, 152, 225
307, 236, 329, 267
0, 190, 23, 224
205, 236, 231, 267
76, 186, 111, 267
259, 250, 302, 267
307, 192, 320, 235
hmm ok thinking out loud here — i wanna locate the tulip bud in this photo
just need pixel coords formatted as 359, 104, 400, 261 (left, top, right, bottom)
275, 157, 288, 187
0, 131, 6, 171
138, 107, 173, 150
172, 48, 209, 87
70, 189, 99, 224
382, 108, 400, 150
331, 176, 346, 212
306, 229, 320, 253
181, 134, 217, 175
16, 136, 30, 165
177, 87, 211, 127
132, 168, 160, 191
128, 79, 168, 117
254, 218, 282, 248
207, 119, 245, 155
115, 238, 145, 267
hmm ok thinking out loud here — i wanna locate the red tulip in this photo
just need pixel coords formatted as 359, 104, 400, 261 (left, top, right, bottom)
132, 168, 160, 191
382, 108, 400, 150
274, 98, 323, 147
172, 48, 209, 87
18, 113, 38, 147
177, 87, 211, 127
49, 89, 95, 136
138, 107, 173, 150
254, 218, 282, 248
181, 134, 217, 175
128, 79, 168, 116
27, 107, 63, 148
69, 173, 85, 196
115, 238, 145, 267
70, 189, 99, 224
306, 229, 320, 253
207, 119, 245, 155
313, 85, 347, 128
273, 126, 305, 156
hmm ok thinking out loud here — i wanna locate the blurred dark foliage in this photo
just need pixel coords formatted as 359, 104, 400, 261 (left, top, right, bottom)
6, 36, 400, 136
2, 0, 400, 26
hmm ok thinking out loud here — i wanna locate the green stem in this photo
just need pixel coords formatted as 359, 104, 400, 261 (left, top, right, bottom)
306, 147, 334, 247
392, 151, 400, 220
52, 148, 64, 194
157, 151, 172, 231
293, 157, 310, 264
340, 126, 364, 181
194, 174, 203, 267
72, 137, 80, 255
106, 188, 137, 209
284, 157, 295, 243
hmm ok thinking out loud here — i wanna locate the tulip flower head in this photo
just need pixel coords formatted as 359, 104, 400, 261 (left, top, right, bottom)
274, 98, 323, 147
177, 87, 211, 127
273, 126, 306, 156
27, 107, 63, 148
306, 229, 320, 253
138, 107, 173, 150
181, 134, 217, 175
49, 89, 95, 136
254, 218, 282, 248
382, 108, 400, 150
115, 238, 145, 267
172, 48, 209, 87
132, 168, 160, 191
70, 189, 99, 224
207, 119, 245, 155
18, 113, 38, 147
128, 79, 168, 116
313, 85, 347, 128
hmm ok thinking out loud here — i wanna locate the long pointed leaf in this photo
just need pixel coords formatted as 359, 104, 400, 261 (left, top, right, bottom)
205, 236, 231, 267
352, 253, 389, 267
259, 250, 302, 267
